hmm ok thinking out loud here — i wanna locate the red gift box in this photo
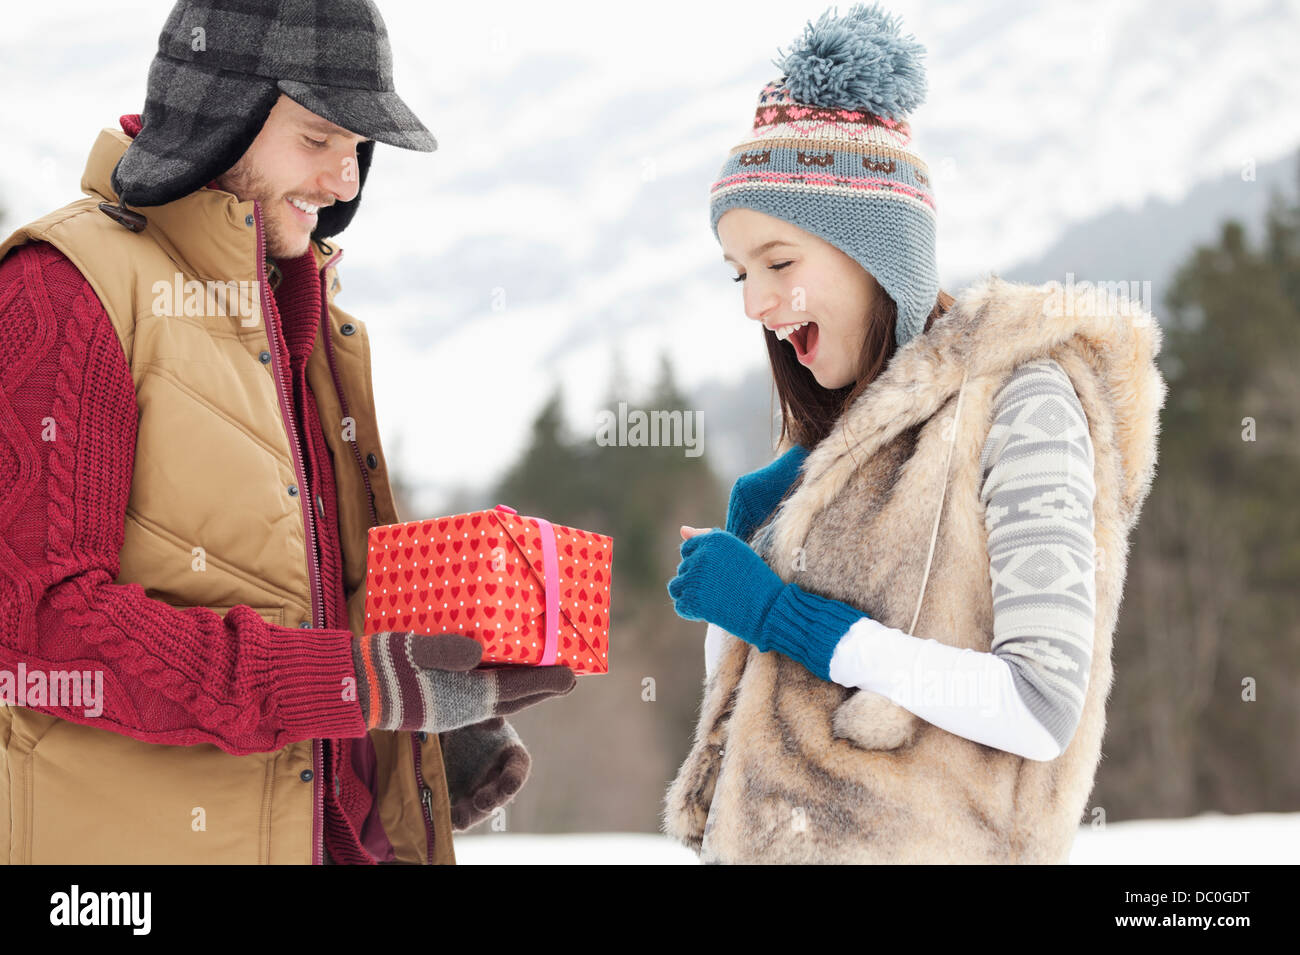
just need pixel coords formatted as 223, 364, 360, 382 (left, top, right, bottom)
363, 504, 612, 674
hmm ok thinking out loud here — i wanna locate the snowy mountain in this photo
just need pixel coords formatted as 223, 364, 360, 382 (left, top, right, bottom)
3, 0, 1298, 514
696, 147, 1299, 481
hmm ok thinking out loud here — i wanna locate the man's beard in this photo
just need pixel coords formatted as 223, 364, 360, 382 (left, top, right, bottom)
214, 159, 311, 260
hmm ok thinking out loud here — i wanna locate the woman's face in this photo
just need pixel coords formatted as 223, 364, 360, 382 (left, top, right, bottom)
718, 208, 878, 391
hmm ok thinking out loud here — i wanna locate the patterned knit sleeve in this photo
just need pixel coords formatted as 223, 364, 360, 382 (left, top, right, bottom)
825, 358, 1096, 761
0, 241, 366, 754
977, 357, 1097, 753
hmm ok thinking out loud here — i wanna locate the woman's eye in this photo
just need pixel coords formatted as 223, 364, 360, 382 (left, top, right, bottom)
731, 261, 792, 283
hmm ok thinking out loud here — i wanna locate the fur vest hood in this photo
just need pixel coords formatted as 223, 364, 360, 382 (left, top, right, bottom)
664, 273, 1166, 863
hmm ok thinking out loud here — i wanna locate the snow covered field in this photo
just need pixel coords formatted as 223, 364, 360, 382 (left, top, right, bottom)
452, 812, 1300, 864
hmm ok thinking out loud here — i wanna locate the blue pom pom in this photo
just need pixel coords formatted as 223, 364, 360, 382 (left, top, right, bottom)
774, 2, 927, 120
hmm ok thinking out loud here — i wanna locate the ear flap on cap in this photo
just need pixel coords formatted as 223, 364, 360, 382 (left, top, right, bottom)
110, 72, 282, 210
312, 138, 374, 242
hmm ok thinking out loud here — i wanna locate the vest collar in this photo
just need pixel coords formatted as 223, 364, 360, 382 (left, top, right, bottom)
82, 126, 344, 283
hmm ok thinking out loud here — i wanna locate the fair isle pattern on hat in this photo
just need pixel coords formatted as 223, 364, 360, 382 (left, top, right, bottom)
714, 80, 934, 214
709, 4, 939, 350
710, 79, 938, 349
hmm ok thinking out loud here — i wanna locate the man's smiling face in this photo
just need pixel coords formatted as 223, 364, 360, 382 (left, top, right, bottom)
213, 93, 370, 259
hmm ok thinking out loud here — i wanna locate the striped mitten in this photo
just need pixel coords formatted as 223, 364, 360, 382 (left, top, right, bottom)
350, 631, 576, 734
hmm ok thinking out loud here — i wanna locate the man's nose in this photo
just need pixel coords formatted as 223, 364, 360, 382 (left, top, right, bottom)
321, 148, 362, 204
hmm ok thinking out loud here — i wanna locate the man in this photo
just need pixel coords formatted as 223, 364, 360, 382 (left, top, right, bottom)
0, 0, 574, 864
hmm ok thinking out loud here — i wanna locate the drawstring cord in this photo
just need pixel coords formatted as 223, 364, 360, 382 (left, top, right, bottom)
908, 368, 970, 636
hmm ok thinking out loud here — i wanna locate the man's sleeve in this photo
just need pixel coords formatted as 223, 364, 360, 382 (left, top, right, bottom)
0, 240, 367, 755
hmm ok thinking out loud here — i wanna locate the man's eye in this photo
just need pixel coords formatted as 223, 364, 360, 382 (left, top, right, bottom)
305, 136, 328, 148
732, 261, 793, 283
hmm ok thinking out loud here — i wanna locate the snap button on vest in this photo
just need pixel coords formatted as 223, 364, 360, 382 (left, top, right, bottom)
417, 731, 427, 743
366, 453, 378, 469
340, 322, 355, 335
288, 484, 298, 496
258, 350, 271, 364
300, 770, 314, 782
245, 214, 254, 226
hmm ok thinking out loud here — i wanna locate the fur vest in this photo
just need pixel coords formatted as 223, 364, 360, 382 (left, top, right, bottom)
664, 274, 1166, 863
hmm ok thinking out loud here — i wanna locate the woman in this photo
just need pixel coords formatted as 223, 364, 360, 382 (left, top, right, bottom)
664, 4, 1165, 863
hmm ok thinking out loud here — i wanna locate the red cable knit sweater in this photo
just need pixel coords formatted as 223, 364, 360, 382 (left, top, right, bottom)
0, 116, 398, 863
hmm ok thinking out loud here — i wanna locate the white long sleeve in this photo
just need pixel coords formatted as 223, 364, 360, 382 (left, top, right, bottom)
705, 614, 1062, 760
828, 617, 1063, 760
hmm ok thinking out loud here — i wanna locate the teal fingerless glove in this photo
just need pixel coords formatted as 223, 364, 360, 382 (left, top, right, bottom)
726, 444, 810, 542
667, 528, 865, 682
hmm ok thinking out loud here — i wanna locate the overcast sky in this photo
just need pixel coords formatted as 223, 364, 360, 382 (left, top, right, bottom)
4, 0, 1298, 512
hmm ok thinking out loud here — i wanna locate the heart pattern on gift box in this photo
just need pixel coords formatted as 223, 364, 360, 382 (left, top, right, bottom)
362, 509, 613, 674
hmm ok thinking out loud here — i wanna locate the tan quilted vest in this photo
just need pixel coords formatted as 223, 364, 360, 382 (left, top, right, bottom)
664, 275, 1166, 863
0, 126, 455, 864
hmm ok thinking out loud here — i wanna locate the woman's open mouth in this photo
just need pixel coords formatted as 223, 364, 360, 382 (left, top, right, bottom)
786, 321, 819, 365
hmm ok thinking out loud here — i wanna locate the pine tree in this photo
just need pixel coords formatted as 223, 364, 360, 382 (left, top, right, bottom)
485, 354, 728, 832
1099, 150, 1300, 818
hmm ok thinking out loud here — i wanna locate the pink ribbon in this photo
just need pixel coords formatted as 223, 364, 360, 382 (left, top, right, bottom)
495, 505, 560, 665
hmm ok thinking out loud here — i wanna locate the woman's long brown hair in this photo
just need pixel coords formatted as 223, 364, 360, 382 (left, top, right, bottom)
766, 278, 955, 452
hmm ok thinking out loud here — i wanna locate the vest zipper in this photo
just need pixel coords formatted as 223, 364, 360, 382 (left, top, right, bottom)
253, 201, 325, 865
412, 736, 437, 863
319, 244, 433, 860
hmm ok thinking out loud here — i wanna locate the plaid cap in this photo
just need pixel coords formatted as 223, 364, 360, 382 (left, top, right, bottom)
110, 0, 435, 239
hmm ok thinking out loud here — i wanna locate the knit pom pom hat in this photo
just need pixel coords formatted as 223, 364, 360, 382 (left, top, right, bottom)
709, 3, 938, 349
